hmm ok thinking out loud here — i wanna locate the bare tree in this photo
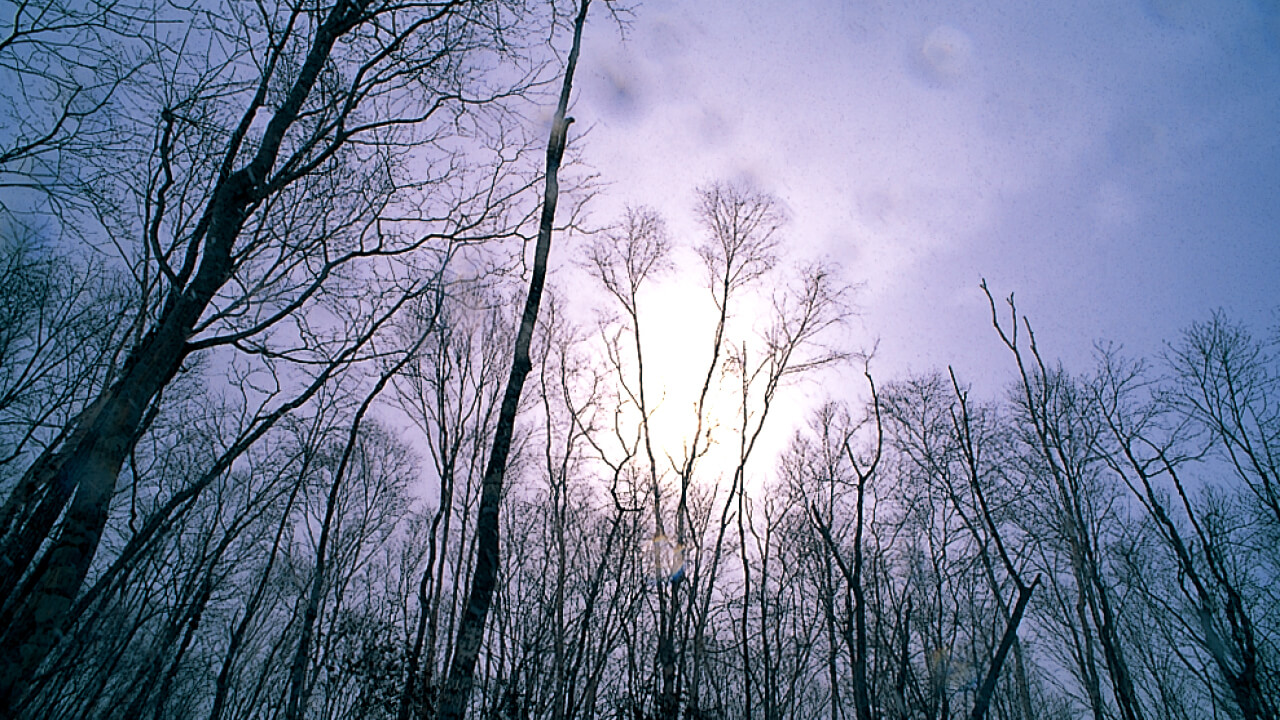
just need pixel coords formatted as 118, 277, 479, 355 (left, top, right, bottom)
1093, 338, 1278, 720
582, 180, 847, 719
777, 402, 858, 720
1166, 312, 1280, 541
880, 370, 1042, 720
806, 371, 881, 720
0, 0, 558, 703
0, 236, 129, 539
437, 2, 591, 717
984, 281, 1145, 720
945, 370, 1041, 720
0, 0, 153, 213
392, 288, 512, 719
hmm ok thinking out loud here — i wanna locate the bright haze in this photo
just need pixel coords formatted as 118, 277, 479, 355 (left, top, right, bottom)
570, 0, 1280, 393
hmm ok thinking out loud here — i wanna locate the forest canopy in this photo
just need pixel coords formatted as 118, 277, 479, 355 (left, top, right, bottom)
0, 1, 1276, 719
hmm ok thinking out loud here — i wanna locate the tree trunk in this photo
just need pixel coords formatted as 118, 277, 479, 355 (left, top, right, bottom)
435, 3, 589, 718
969, 575, 1040, 720
0, 1, 361, 704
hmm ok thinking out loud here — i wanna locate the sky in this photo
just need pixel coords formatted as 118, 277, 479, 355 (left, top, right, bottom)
565, 0, 1280, 399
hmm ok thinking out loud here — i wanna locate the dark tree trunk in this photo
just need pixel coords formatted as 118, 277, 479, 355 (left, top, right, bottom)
435, 3, 590, 718
0, 1, 362, 703
969, 576, 1040, 720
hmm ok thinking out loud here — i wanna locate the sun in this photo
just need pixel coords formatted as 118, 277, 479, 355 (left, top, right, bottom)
633, 275, 744, 472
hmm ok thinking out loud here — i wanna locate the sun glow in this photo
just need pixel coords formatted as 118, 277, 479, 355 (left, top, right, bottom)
630, 273, 757, 478
578, 186, 827, 515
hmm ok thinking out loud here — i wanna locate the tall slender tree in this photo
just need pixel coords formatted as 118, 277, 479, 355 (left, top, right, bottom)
437, 2, 592, 717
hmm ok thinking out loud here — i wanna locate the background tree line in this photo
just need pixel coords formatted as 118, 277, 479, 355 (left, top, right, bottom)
1, 0, 1277, 719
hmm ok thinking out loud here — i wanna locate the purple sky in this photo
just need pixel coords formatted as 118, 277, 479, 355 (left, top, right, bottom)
567, 0, 1280, 395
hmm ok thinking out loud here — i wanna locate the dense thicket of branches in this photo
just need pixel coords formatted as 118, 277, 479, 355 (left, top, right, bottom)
2, 1, 1277, 719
